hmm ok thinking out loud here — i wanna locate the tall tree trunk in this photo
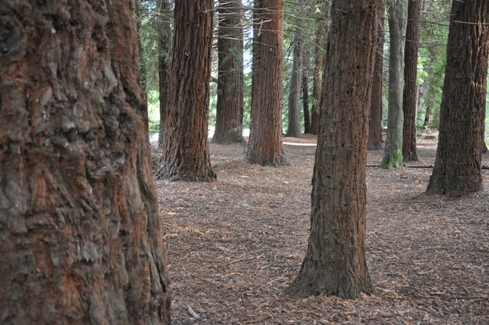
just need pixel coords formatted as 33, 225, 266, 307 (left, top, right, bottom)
134, 0, 147, 93
426, 0, 489, 195
310, 0, 329, 135
247, 0, 288, 166
156, 0, 216, 181
303, 74, 311, 134
213, 0, 245, 144
382, 1, 407, 169
0, 1, 171, 324
423, 104, 432, 127
157, 0, 173, 150
286, 0, 379, 299
402, 0, 422, 161
368, 4, 385, 150
286, 21, 305, 138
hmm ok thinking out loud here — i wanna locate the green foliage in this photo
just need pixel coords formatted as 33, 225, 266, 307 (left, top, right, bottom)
134, 0, 173, 133
138, 0, 470, 141
281, 0, 320, 133
416, 0, 450, 130
147, 90, 160, 134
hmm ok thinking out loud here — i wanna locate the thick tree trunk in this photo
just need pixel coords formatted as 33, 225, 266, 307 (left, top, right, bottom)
368, 6, 384, 150
310, 0, 329, 135
156, 0, 216, 181
247, 0, 288, 166
426, 0, 489, 195
0, 1, 171, 324
286, 24, 304, 138
402, 0, 422, 161
286, 0, 378, 299
382, 2, 407, 169
157, 0, 172, 150
303, 74, 311, 134
213, 0, 245, 144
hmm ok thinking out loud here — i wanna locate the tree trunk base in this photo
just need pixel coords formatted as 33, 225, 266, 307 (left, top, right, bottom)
285, 259, 373, 299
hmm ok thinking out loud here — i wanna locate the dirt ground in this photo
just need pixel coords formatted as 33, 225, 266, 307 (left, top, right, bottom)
154, 135, 489, 324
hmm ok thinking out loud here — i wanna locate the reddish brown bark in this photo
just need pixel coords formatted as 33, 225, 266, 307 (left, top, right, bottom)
213, 0, 245, 144
157, 0, 216, 181
368, 5, 384, 150
402, 0, 422, 161
0, 1, 171, 324
247, 0, 288, 166
286, 0, 379, 299
427, 0, 489, 195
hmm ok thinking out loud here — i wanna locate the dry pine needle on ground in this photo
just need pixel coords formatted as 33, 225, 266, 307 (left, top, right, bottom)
155, 135, 489, 324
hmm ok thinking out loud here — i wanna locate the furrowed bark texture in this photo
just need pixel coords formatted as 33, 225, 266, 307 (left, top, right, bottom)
213, 0, 245, 144
427, 0, 489, 195
247, 0, 288, 166
0, 1, 171, 324
402, 0, 422, 161
157, 0, 216, 181
286, 0, 378, 299
382, 1, 407, 169
368, 6, 384, 150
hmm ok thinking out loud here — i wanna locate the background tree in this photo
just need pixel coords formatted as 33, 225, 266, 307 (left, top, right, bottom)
157, 0, 173, 149
368, 3, 385, 150
213, 0, 245, 144
134, 0, 148, 93
286, 0, 379, 299
402, 0, 422, 161
286, 0, 305, 138
427, 0, 489, 195
309, 0, 329, 135
417, 0, 450, 130
0, 1, 171, 323
156, 0, 216, 181
382, 0, 407, 169
247, 0, 288, 166
303, 73, 311, 133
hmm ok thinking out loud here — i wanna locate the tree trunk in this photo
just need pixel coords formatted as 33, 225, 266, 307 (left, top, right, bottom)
423, 104, 432, 127
286, 22, 305, 138
247, 0, 288, 166
368, 5, 384, 150
310, 0, 329, 135
382, 1, 407, 169
426, 0, 489, 195
286, 0, 379, 299
134, 0, 147, 93
213, 0, 245, 144
0, 1, 171, 324
402, 0, 422, 161
156, 0, 216, 181
303, 74, 311, 134
157, 0, 173, 150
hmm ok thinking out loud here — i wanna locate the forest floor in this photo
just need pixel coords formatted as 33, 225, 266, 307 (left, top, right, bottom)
153, 135, 489, 325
